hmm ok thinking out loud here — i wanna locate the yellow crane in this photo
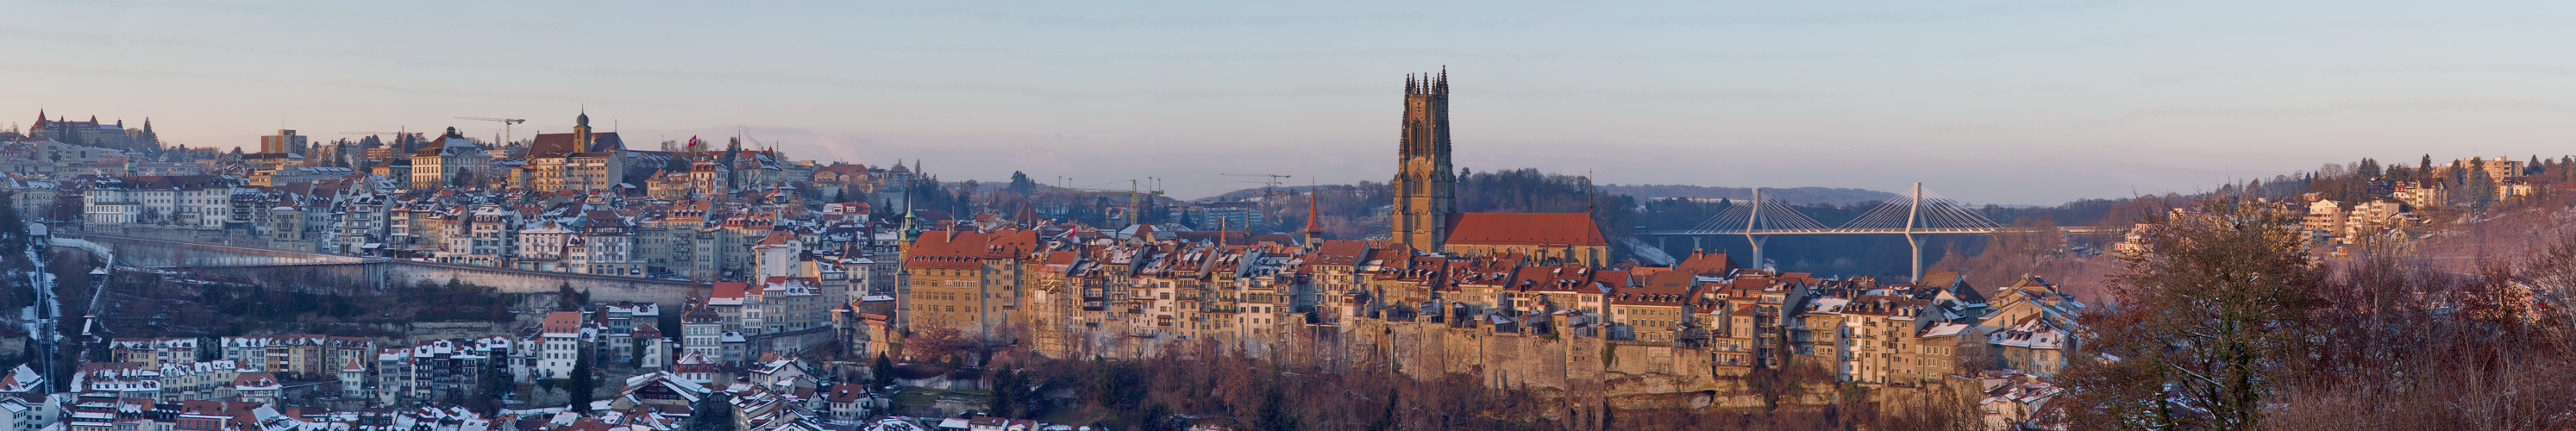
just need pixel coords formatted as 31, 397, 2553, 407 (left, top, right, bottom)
454, 116, 527, 145
1053, 179, 1167, 228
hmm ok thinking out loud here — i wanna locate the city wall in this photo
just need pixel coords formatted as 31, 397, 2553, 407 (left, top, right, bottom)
60, 233, 694, 305
1047, 317, 1843, 413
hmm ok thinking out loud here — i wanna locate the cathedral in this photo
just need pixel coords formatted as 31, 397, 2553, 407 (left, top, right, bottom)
1388, 70, 1611, 266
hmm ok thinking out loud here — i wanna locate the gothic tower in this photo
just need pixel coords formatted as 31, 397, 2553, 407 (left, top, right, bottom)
1390, 69, 1456, 251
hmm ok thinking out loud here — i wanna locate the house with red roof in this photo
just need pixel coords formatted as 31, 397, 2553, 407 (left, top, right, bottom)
901, 228, 1041, 341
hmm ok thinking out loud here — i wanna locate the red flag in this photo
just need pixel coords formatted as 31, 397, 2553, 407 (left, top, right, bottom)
686, 135, 703, 150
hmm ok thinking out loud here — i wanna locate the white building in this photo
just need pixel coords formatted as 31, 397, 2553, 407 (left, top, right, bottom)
531, 311, 588, 380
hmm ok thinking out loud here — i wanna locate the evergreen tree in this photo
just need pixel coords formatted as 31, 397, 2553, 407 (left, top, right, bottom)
1007, 171, 1037, 195
1257, 382, 1302, 431
557, 282, 580, 311
0, 191, 22, 253
987, 367, 1026, 418
570, 347, 596, 413
874, 353, 895, 388
2470, 168, 2498, 208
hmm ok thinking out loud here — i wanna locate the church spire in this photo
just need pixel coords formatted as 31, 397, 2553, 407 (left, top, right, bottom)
1584, 170, 1597, 216
1303, 189, 1325, 246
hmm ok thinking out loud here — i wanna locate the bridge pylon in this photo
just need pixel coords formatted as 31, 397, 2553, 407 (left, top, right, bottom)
1652, 183, 2004, 283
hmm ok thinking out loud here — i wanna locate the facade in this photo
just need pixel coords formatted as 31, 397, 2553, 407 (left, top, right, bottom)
532, 311, 586, 380
900, 229, 1039, 341
1389, 71, 1457, 250
408, 128, 491, 190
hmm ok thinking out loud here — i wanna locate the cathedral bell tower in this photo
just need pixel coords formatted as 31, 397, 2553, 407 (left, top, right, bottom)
1391, 68, 1457, 251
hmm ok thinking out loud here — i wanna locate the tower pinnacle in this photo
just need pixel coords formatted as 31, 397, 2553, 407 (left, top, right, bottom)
1391, 69, 1457, 251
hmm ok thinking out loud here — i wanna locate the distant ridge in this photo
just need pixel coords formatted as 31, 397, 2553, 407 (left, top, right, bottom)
1601, 184, 1900, 206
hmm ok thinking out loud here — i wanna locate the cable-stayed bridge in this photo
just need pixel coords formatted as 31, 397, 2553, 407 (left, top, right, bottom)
1641, 183, 2126, 281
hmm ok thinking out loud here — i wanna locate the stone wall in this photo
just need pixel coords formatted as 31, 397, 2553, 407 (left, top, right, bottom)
382, 261, 693, 304
1035, 315, 1893, 422
1057, 319, 1732, 395
66, 234, 696, 305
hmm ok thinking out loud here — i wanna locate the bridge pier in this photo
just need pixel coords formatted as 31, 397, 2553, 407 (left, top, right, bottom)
1746, 234, 1768, 270
1906, 233, 1921, 284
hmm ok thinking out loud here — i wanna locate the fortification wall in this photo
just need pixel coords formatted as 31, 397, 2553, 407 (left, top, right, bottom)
381, 262, 693, 304
68, 234, 695, 305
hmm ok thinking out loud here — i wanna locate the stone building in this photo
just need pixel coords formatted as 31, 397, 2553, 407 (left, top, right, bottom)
1380, 70, 1609, 265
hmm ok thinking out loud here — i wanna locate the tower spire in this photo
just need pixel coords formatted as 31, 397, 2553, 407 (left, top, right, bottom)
1584, 170, 1597, 216
1303, 187, 1325, 246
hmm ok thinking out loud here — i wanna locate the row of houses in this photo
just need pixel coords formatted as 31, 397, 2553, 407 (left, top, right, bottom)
865, 216, 2088, 387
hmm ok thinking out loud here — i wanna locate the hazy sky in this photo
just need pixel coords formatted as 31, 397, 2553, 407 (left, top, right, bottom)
9, 1, 2576, 204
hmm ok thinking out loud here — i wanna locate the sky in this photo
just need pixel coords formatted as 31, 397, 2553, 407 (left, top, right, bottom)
7, 1, 2576, 205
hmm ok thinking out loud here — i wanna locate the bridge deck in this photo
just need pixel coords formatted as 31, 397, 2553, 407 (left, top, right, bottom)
1646, 227, 2128, 235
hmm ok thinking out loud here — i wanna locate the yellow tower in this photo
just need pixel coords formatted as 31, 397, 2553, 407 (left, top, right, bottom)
1390, 69, 1456, 250
572, 111, 593, 151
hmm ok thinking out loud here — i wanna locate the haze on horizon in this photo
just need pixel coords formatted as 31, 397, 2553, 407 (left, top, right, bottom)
7, 1, 2574, 205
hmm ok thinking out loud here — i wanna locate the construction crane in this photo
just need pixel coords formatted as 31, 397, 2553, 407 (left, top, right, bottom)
1055, 179, 1167, 228
1222, 173, 1293, 199
454, 116, 527, 145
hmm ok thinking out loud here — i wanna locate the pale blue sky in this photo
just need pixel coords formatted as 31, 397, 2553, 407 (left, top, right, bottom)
8, 1, 2576, 204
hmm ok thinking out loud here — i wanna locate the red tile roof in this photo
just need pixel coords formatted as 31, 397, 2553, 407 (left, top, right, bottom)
711, 283, 749, 300
1443, 213, 1608, 247
542, 311, 583, 334
905, 229, 1040, 269
1673, 251, 1737, 275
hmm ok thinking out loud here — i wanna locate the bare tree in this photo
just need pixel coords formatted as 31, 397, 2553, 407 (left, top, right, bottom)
2060, 194, 2327, 430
